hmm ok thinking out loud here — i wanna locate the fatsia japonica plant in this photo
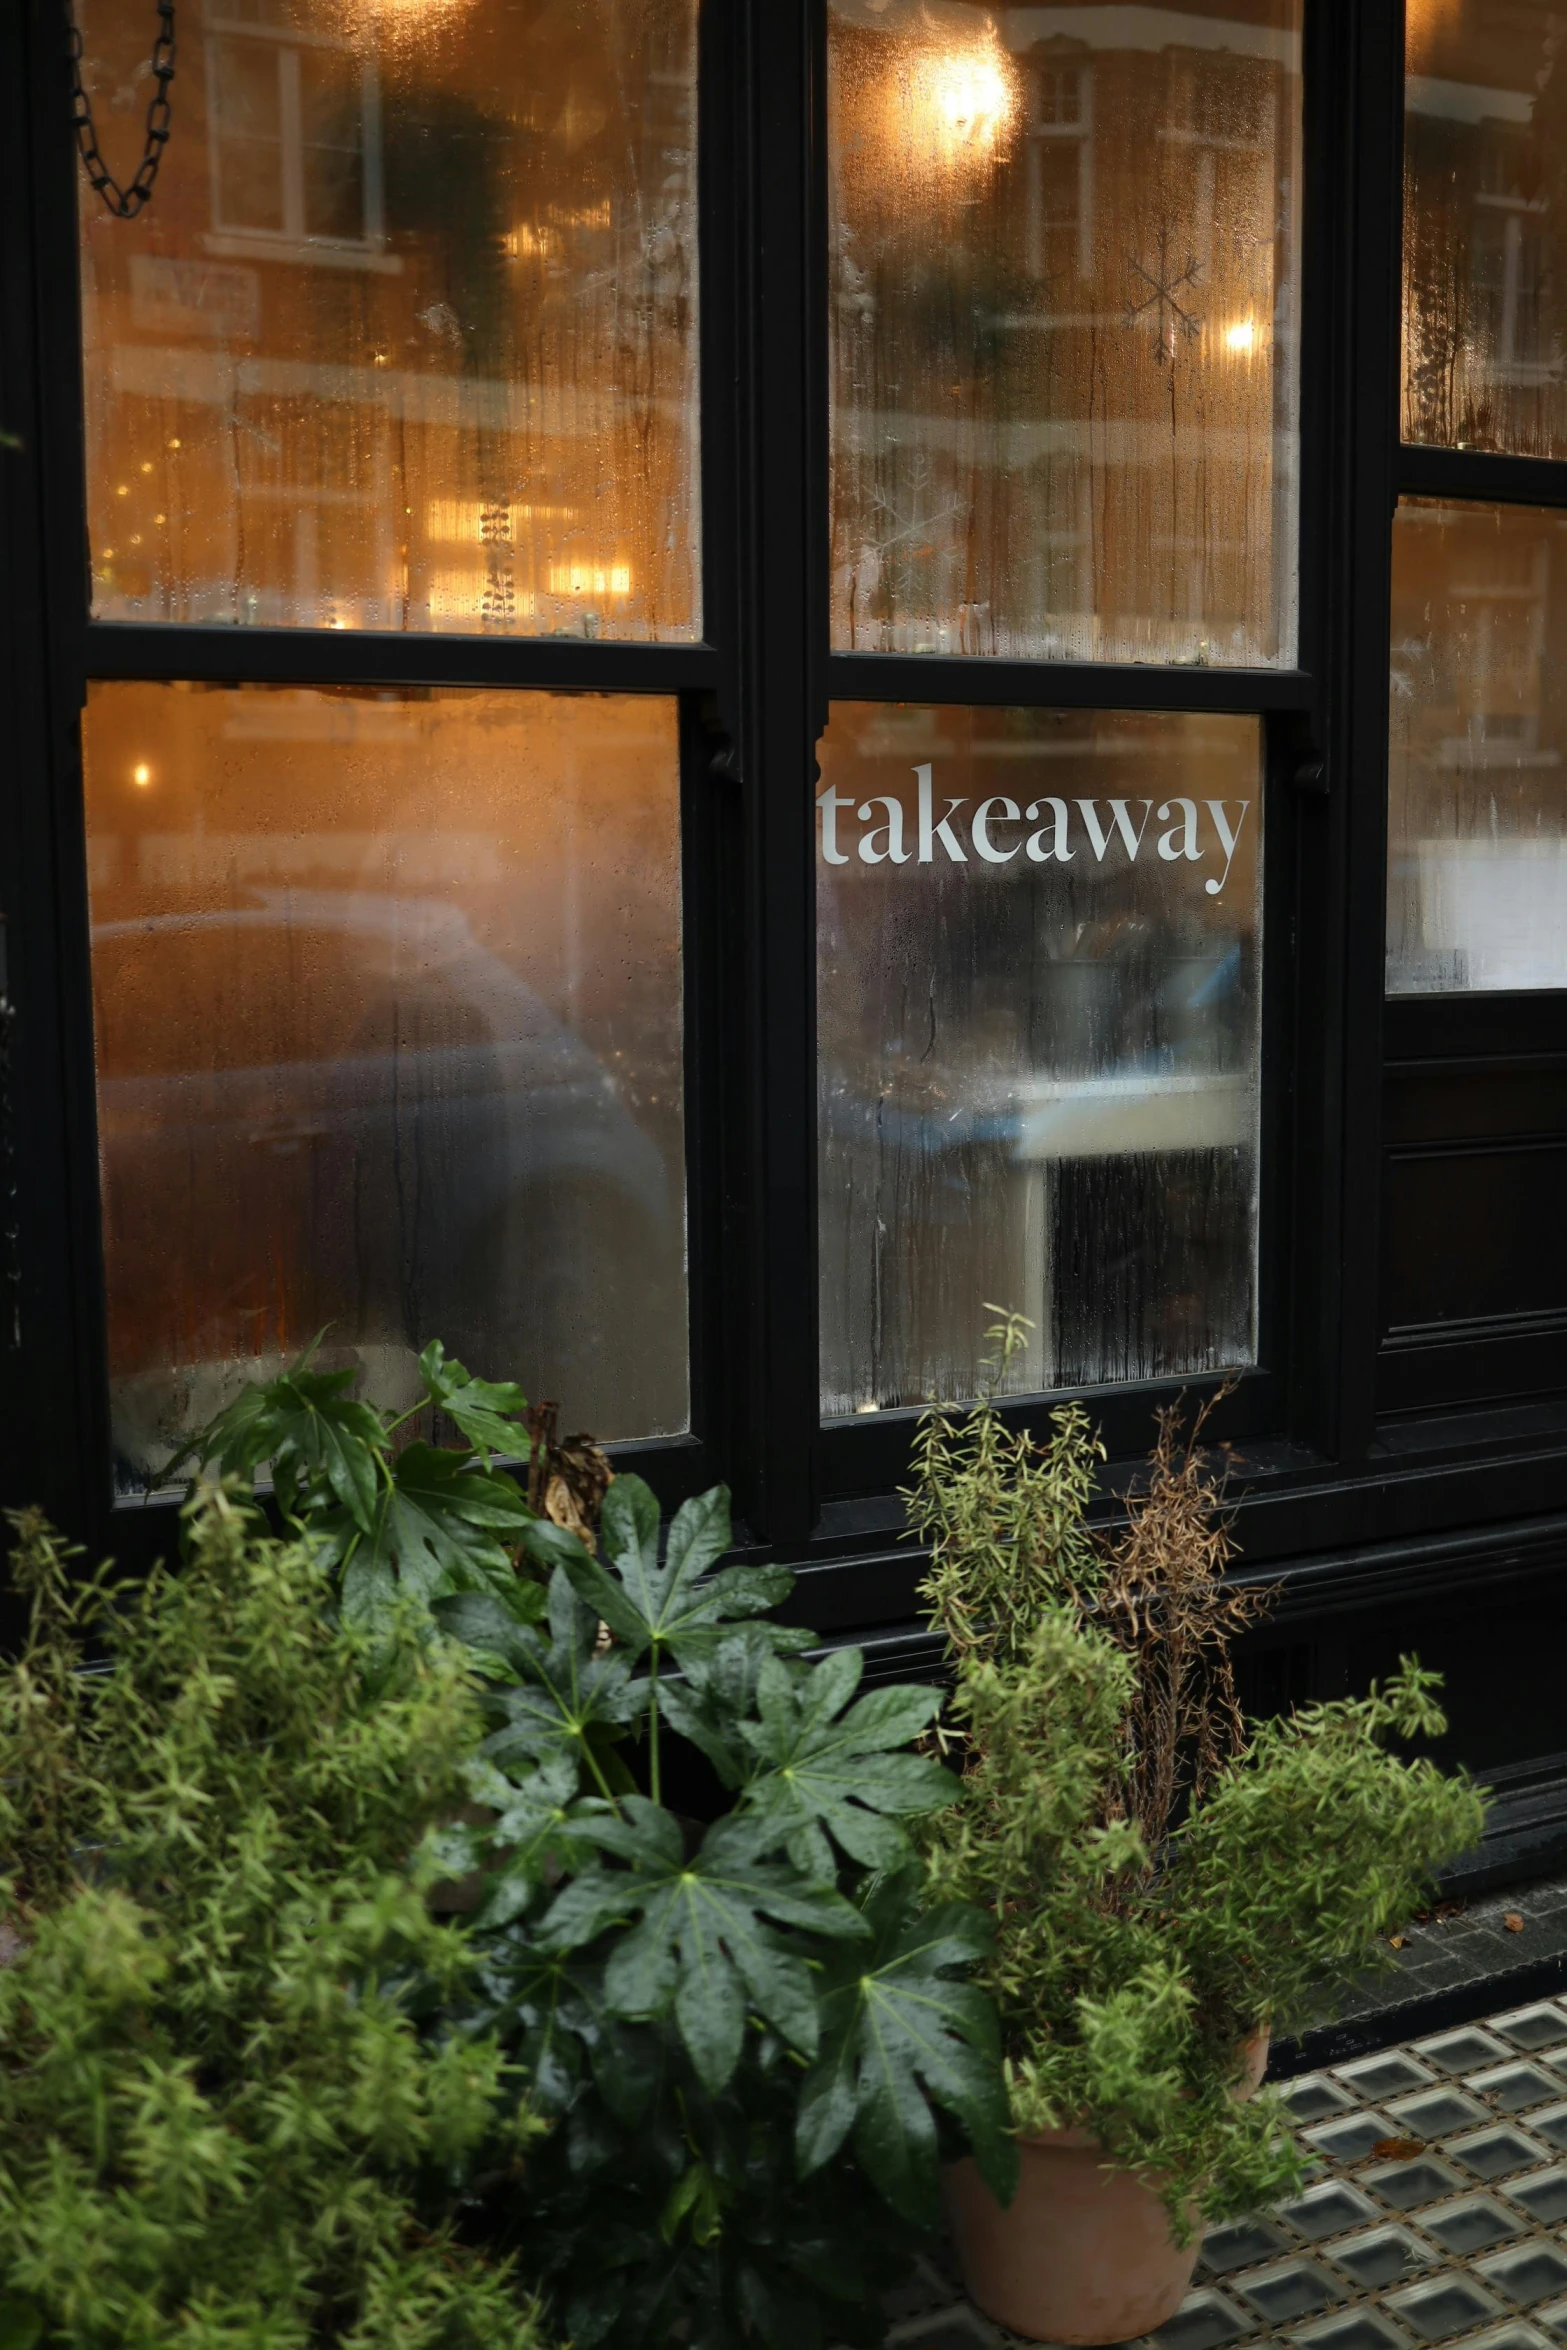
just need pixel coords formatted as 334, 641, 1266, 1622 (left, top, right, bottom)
176, 1345, 1016, 2350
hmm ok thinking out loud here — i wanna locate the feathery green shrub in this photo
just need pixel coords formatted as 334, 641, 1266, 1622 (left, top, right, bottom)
911, 1313, 1487, 2228
0, 1481, 547, 2350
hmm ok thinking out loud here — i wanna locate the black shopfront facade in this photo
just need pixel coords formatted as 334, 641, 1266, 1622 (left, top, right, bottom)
3, 0, 1567, 1887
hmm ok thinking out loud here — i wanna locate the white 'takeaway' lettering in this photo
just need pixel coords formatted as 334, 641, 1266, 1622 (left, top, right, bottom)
915, 762, 968, 862
972, 795, 1021, 863
1203, 799, 1248, 897
856, 795, 910, 864
815, 782, 852, 865
816, 770, 1251, 895
1077, 798, 1154, 862
1024, 797, 1073, 862
1156, 798, 1202, 863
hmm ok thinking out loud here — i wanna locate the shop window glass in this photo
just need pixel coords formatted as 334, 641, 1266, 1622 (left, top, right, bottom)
1388, 498, 1567, 993
81, 683, 688, 1482
75, 0, 699, 637
827, 0, 1303, 664
1403, 0, 1567, 456
816, 704, 1262, 1413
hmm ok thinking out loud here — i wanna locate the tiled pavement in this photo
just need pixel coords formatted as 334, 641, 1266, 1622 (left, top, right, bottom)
1285, 1882, 1567, 2072
873, 1994, 1567, 2350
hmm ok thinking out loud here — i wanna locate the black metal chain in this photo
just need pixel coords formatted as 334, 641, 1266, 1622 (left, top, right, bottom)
69, 0, 176, 220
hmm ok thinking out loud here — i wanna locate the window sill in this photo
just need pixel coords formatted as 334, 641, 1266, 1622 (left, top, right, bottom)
202, 232, 403, 277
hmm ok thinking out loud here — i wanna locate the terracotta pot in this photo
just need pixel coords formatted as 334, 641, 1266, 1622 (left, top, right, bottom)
944, 2030, 1270, 2347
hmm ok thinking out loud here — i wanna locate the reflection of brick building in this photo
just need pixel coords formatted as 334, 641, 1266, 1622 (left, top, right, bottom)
1403, 0, 1567, 454
829, 0, 1301, 662
78, 0, 699, 634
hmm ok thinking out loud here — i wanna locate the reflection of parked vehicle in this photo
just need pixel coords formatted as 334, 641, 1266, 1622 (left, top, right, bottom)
93, 889, 683, 1474
816, 937, 1256, 1410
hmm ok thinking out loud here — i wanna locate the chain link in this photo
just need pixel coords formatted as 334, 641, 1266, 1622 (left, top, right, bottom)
69, 0, 176, 220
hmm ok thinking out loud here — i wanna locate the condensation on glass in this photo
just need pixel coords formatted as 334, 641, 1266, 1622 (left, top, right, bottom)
1388, 498, 1567, 993
81, 683, 688, 1482
817, 704, 1262, 1414
75, 0, 699, 637
1403, 0, 1567, 456
826, 0, 1302, 665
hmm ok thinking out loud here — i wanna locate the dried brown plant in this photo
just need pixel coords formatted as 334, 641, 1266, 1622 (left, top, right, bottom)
525, 1398, 615, 1553
1094, 1387, 1275, 1861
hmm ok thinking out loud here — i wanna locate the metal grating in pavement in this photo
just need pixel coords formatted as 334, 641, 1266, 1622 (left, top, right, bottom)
867, 1998, 1567, 2350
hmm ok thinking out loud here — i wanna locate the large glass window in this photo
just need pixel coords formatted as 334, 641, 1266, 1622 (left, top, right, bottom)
827, 0, 1303, 663
81, 684, 688, 1481
1403, 0, 1567, 456
75, 0, 700, 635
816, 705, 1263, 1413
1388, 499, 1567, 994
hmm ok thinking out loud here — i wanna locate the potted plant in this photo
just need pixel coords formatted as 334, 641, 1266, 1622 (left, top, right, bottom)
0, 1479, 549, 2350
178, 1344, 1018, 2349
908, 1312, 1487, 2349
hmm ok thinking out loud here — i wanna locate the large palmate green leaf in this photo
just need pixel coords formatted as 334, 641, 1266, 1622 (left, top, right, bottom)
796, 1868, 1016, 2224
652, 1626, 812, 1790
561, 1477, 793, 1669
417, 1339, 530, 1463
425, 1752, 598, 1931
541, 1801, 868, 2093
431, 1581, 549, 1674
170, 1359, 386, 1532
736, 1650, 955, 1879
461, 1568, 638, 1799
335, 1443, 530, 1628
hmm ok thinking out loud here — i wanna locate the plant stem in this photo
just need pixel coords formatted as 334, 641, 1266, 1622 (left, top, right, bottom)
580, 1737, 624, 1817
648, 1648, 662, 1808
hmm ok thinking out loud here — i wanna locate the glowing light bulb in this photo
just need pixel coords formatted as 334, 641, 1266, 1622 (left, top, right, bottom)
912, 30, 1019, 160
131, 762, 152, 788
1224, 320, 1256, 353
932, 53, 1010, 135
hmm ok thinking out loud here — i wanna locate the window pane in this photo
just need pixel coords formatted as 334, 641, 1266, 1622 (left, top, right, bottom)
827, 1, 1302, 664
817, 704, 1262, 1413
1388, 498, 1567, 993
83, 683, 687, 1483
76, 0, 699, 636
1403, 0, 1567, 455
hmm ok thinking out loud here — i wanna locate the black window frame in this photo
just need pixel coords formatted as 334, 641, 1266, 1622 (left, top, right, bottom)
7, 0, 1567, 1666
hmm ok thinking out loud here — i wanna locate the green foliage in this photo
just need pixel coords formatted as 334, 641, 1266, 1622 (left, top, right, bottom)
0, 1484, 546, 2350
169, 1337, 550, 1634
909, 1315, 1487, 2229
177, 1342, 1011, 2349
442, 1484, 1013, 2349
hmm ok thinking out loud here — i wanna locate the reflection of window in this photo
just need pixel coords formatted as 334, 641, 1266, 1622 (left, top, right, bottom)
1026, 57, 1092, 282
1388, 500, 1567, 994
205, 8, 385, 258
1473, 197, 1553, 377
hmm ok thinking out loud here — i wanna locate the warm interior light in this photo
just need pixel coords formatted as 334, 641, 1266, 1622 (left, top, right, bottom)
131, 762, 152, 788
911, 27, 1020, 161
1404, 0, 1463, 70
424, 499, 580, 543
1224, 320, 1256, 353
547, 562, 632, 598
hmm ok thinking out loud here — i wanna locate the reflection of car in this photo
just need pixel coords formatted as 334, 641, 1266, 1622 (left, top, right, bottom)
93, 889, 682, 1471
816, 939, 1256, 1408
